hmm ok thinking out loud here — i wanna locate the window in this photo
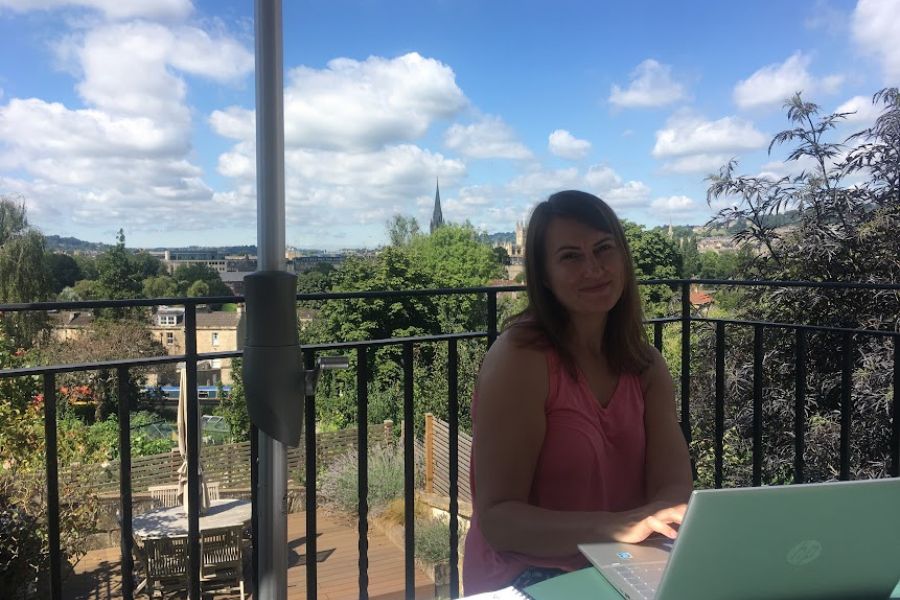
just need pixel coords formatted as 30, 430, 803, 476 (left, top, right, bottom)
158, 314, 177, 326
166, 332, 175, 345
211, 331, 219, 346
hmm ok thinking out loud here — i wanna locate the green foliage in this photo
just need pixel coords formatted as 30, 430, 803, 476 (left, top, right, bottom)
623, 221, 682, 317
46, 253, 82, 294
213, 358, 249, 442
304, 223, 504, 431
39, 318, 165, 421
698, 89, 900, 484
319, 444, 414, 515
95, 229, 143, 301
142, 275, 178, 298
172, 263, 231, 297
386, 214, 421, 246
0, 198, 53, 347
414, 517, 451, 564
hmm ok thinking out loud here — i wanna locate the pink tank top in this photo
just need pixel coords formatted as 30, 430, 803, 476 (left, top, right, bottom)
462, 348, 647, 594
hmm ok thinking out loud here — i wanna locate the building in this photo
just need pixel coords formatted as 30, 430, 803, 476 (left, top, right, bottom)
50, 307, 246, 387
430, 179, 443, 234
498, 220, 526, 280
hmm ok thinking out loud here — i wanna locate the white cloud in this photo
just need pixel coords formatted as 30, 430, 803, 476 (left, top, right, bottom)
651, 195, 696, 214
0, 19, 252, 235
609, 59, 686, 108
852, 0, 900, 83
444, 116, 532, 160
0, 0, 193, 21
652, 112, 767, 168
584, 165, 651, 208
548, 129, 591, 160
733, 52, 843, 109
281, 53, 467, 152
662, 154, 732, 175
835, 95, 883, 125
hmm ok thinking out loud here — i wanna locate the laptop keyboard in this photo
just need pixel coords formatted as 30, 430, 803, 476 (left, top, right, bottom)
611, 562, 665, 599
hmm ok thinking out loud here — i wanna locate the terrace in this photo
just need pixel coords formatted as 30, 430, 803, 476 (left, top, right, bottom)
1, 279, 898, 599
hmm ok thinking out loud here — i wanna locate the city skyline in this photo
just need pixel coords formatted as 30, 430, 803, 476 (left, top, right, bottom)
0, 0, 897, 250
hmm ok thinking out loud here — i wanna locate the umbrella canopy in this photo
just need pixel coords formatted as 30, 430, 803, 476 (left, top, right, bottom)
176, 365, 210, 515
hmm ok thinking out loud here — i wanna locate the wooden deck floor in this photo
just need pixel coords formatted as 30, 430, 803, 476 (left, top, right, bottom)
66, 511, 436, 600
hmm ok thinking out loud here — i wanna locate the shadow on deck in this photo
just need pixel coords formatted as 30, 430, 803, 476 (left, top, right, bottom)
67, 510, 436, 599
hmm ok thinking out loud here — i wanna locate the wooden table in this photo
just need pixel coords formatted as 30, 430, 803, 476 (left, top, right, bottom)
133, 498, 251, 538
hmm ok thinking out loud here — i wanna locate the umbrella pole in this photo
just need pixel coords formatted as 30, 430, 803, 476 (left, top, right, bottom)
254, 1, 288, 598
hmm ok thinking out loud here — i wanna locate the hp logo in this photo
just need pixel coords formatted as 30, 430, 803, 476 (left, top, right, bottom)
787, 540, 823, 566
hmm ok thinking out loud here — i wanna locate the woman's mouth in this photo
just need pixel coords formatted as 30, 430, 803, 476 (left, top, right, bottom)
580, 281, 611, 293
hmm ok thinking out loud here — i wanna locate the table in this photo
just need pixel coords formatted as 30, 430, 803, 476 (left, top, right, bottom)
132, 498, 251, 539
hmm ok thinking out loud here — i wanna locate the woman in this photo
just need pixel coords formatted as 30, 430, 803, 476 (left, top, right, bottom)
462, 190, 693, 594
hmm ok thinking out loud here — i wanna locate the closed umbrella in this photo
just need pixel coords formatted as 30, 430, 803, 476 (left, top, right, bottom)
176, 365, 209, 515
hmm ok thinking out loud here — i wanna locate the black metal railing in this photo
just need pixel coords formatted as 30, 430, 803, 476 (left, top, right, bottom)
0, 280, 898, 600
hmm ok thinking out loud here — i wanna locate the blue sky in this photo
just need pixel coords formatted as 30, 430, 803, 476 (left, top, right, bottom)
0, 0, 897, 250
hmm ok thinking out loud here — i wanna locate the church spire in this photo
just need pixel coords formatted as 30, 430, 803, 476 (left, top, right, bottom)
430, 177, 444, 234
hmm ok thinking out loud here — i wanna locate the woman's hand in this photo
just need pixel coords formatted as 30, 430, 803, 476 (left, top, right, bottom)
609, 501, 687, 544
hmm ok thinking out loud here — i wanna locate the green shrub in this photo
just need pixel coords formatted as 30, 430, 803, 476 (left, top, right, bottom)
415, 517, 451, 564
320, 443, 420, 516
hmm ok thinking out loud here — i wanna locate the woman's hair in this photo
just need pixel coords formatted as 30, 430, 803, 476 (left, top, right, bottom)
504, 190, 654, 375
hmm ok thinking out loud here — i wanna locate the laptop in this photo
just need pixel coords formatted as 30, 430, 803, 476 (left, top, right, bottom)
578, 478, 900, 600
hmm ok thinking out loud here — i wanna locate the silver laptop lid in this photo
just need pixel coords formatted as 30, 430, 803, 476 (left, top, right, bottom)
656, 478, 900, 600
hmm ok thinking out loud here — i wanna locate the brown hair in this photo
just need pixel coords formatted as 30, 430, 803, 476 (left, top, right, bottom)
504, 190, 653, 375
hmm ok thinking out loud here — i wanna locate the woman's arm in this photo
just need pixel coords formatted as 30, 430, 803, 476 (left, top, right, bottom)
640, 347, 694, 506
474, 336, 684, 557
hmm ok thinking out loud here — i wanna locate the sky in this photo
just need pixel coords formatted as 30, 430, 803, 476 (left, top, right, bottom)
0, 0, 897, 251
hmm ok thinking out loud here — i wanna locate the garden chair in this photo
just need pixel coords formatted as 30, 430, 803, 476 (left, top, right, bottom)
140, 535, 189, 598
206, 481, 220, 501
200, 525, 245, 600
147, 484, 179, 508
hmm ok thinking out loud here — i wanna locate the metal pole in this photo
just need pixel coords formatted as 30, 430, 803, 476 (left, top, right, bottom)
255, 1, 288, 598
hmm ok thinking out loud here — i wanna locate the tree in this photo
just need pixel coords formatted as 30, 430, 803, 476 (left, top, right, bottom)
46, 253, 82, 294
142, 275, 178, 299
39, 318, 166, 421
187, 280, 210, 297
386, 214, 421, 246
622, 221, 683, 317
73, 255, 99, 280
95, 230, 143, 300
0, 198, 53, 347
172, 263, 231, 297
306, 222, 505, 430
131, 251, 164, 280
695, 89, 900, 485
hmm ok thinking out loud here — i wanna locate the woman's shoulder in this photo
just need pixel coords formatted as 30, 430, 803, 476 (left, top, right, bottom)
477, 329, 550, 398
636, 344, 672, 393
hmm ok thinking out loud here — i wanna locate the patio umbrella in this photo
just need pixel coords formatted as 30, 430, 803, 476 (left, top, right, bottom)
176, 364, 210, 515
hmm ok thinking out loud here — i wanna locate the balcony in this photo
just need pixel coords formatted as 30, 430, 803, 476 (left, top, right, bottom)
1, 279, 898, 599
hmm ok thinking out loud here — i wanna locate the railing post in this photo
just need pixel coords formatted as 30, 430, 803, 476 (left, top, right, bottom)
425, 413, 434, 494
752, 324, 763, 487
794, 328, 807, 484
448, 338, 460, 599
357, 346, 369, 599
117, 367, 134, 600
714, 322, 725, 489
680, 282, 692, 445
487, 290, 498, 348
304, 350, 318, 599
403, 342, 416, 599
892, 337, 900, 478
840, 333, 852, 481
185, 303, 201, 600
43, 373, 61, 600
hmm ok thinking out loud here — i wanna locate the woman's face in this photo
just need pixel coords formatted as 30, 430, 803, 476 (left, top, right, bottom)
542, 217, 626, 317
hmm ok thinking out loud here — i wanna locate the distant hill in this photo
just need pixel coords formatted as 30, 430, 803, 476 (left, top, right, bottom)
45, 235, 110, 253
